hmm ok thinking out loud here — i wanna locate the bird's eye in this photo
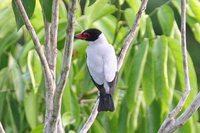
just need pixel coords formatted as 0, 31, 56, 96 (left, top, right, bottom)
83, 33, 90, 38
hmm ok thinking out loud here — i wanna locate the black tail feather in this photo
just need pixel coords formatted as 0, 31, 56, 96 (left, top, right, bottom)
98, 93, 114, 112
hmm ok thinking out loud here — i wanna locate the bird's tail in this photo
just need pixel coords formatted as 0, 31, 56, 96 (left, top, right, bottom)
98, 92, 115, 112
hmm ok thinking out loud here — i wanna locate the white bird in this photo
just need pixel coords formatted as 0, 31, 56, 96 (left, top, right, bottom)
75, 28, 118, 112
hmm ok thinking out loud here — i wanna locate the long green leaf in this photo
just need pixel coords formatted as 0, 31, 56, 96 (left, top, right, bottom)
9, 54, 25, 102
168, 38, 198, 105
153, 36, 172, 114
30, 124, 43, 133
145, 16, 155, 39
118, 99, 129, 133
142, 44, 155, 106
189, 0, 200, 22
12, 0, 36, 30
39, 0, 52, 22
157, 5, 175, 36
146, 100, 161, 133
85, 0, 116, 26
24, 91, 37, 129
28, 50, 42, 93
126, 41, 149, 111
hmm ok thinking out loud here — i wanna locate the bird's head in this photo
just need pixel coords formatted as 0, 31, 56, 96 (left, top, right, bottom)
75, 28, 102, 41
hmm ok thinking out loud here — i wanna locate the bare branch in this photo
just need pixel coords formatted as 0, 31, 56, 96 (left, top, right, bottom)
14, 1, 56, 132
56, 0, 77, 101
43, 0, 59, 132
80, 0, 149, 132
44, 21, 51, 64
15, 0, 53, 89
158, 0, 191, 132
0, 122, 5, 133
80, 99, 99, 133
165, 92, 200, 132
46, 0, 77, 131
117, 0, 149, 70
50, 0, 59, 77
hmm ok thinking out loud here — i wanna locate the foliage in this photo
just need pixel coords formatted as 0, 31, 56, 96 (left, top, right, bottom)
0, 0, 200, 133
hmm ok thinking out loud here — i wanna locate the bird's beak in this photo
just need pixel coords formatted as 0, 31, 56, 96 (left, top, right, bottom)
75, 33, 85, 40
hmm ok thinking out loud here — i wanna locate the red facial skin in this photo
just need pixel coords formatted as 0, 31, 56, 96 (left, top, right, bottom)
75, 32, 91, 40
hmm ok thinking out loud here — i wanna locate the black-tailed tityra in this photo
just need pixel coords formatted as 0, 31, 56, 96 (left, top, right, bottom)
75, 28, 118, 112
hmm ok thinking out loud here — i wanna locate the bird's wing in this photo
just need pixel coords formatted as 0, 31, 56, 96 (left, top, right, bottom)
86, 54, 105, 92
103, 45, 118, 94
86, 65, 104, 90
103, 45, 118, 82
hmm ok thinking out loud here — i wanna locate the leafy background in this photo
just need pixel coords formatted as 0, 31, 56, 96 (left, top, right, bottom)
0, 0, 200, 133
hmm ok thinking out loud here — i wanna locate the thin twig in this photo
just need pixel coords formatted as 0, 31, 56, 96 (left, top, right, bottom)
14, 0, 53, 92
158, 0, 191, 132
43, 0, 59, 132
0, 122, 5, 133
44, 21, 51, 66
79, 0, 149, 132
50, 0, 59, 77
56, 0, 77, 100
43, 20, 53, 133
15, 0, 56, 132
52, 0, 77, 130
117, 0, 149, 70
166, 92, 200, 132
80, 99, 99, 133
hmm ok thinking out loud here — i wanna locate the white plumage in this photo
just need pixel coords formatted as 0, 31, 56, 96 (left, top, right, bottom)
75, 28, 117, 111
86, 33, 117, 93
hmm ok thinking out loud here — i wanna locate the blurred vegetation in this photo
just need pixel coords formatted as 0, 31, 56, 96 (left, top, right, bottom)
0, 0, 200, 133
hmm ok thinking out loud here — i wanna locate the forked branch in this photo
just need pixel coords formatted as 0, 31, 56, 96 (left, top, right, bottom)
15, 0, 53, 91
158, 0, 191, 132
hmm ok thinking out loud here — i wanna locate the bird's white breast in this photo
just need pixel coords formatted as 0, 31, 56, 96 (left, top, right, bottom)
86, 44, 105, 85
86, 33, 117, 93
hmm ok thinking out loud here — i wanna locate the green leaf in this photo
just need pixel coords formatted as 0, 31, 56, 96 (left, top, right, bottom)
145, 16, 155, 39
8, 54, 25, 102
126, 0, 141, 12
91, 120, 106, 133
167, 48, 176, 90
142, 44, 155, 106
28, 50, 42, 93
118, 99, 129, 133
0, 30, 22, 58
24, 91, 37, 129
12, 0, 36, 30
85, 0, 116, 26
124, 8, 136, 27
191, 23, 200, 43
0, 92, 6, 119
94, 15, 117, 42
30, 124, 43, 133
189, 0, 200, 22
62, 82, 80, 127
153, 36, 172, 113
157, 5, 175, 36
146, 100, 161, 133
168, 38, 198, 105
39, 0, 52, 22
168, 38, 198, 89
88, 0, 96, 6
7, 96, 19, 132
126, 41, 149, 111
62, 112, 75, 127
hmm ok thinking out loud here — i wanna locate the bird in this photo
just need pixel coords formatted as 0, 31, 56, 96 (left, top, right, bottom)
75, 28, 118, 112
